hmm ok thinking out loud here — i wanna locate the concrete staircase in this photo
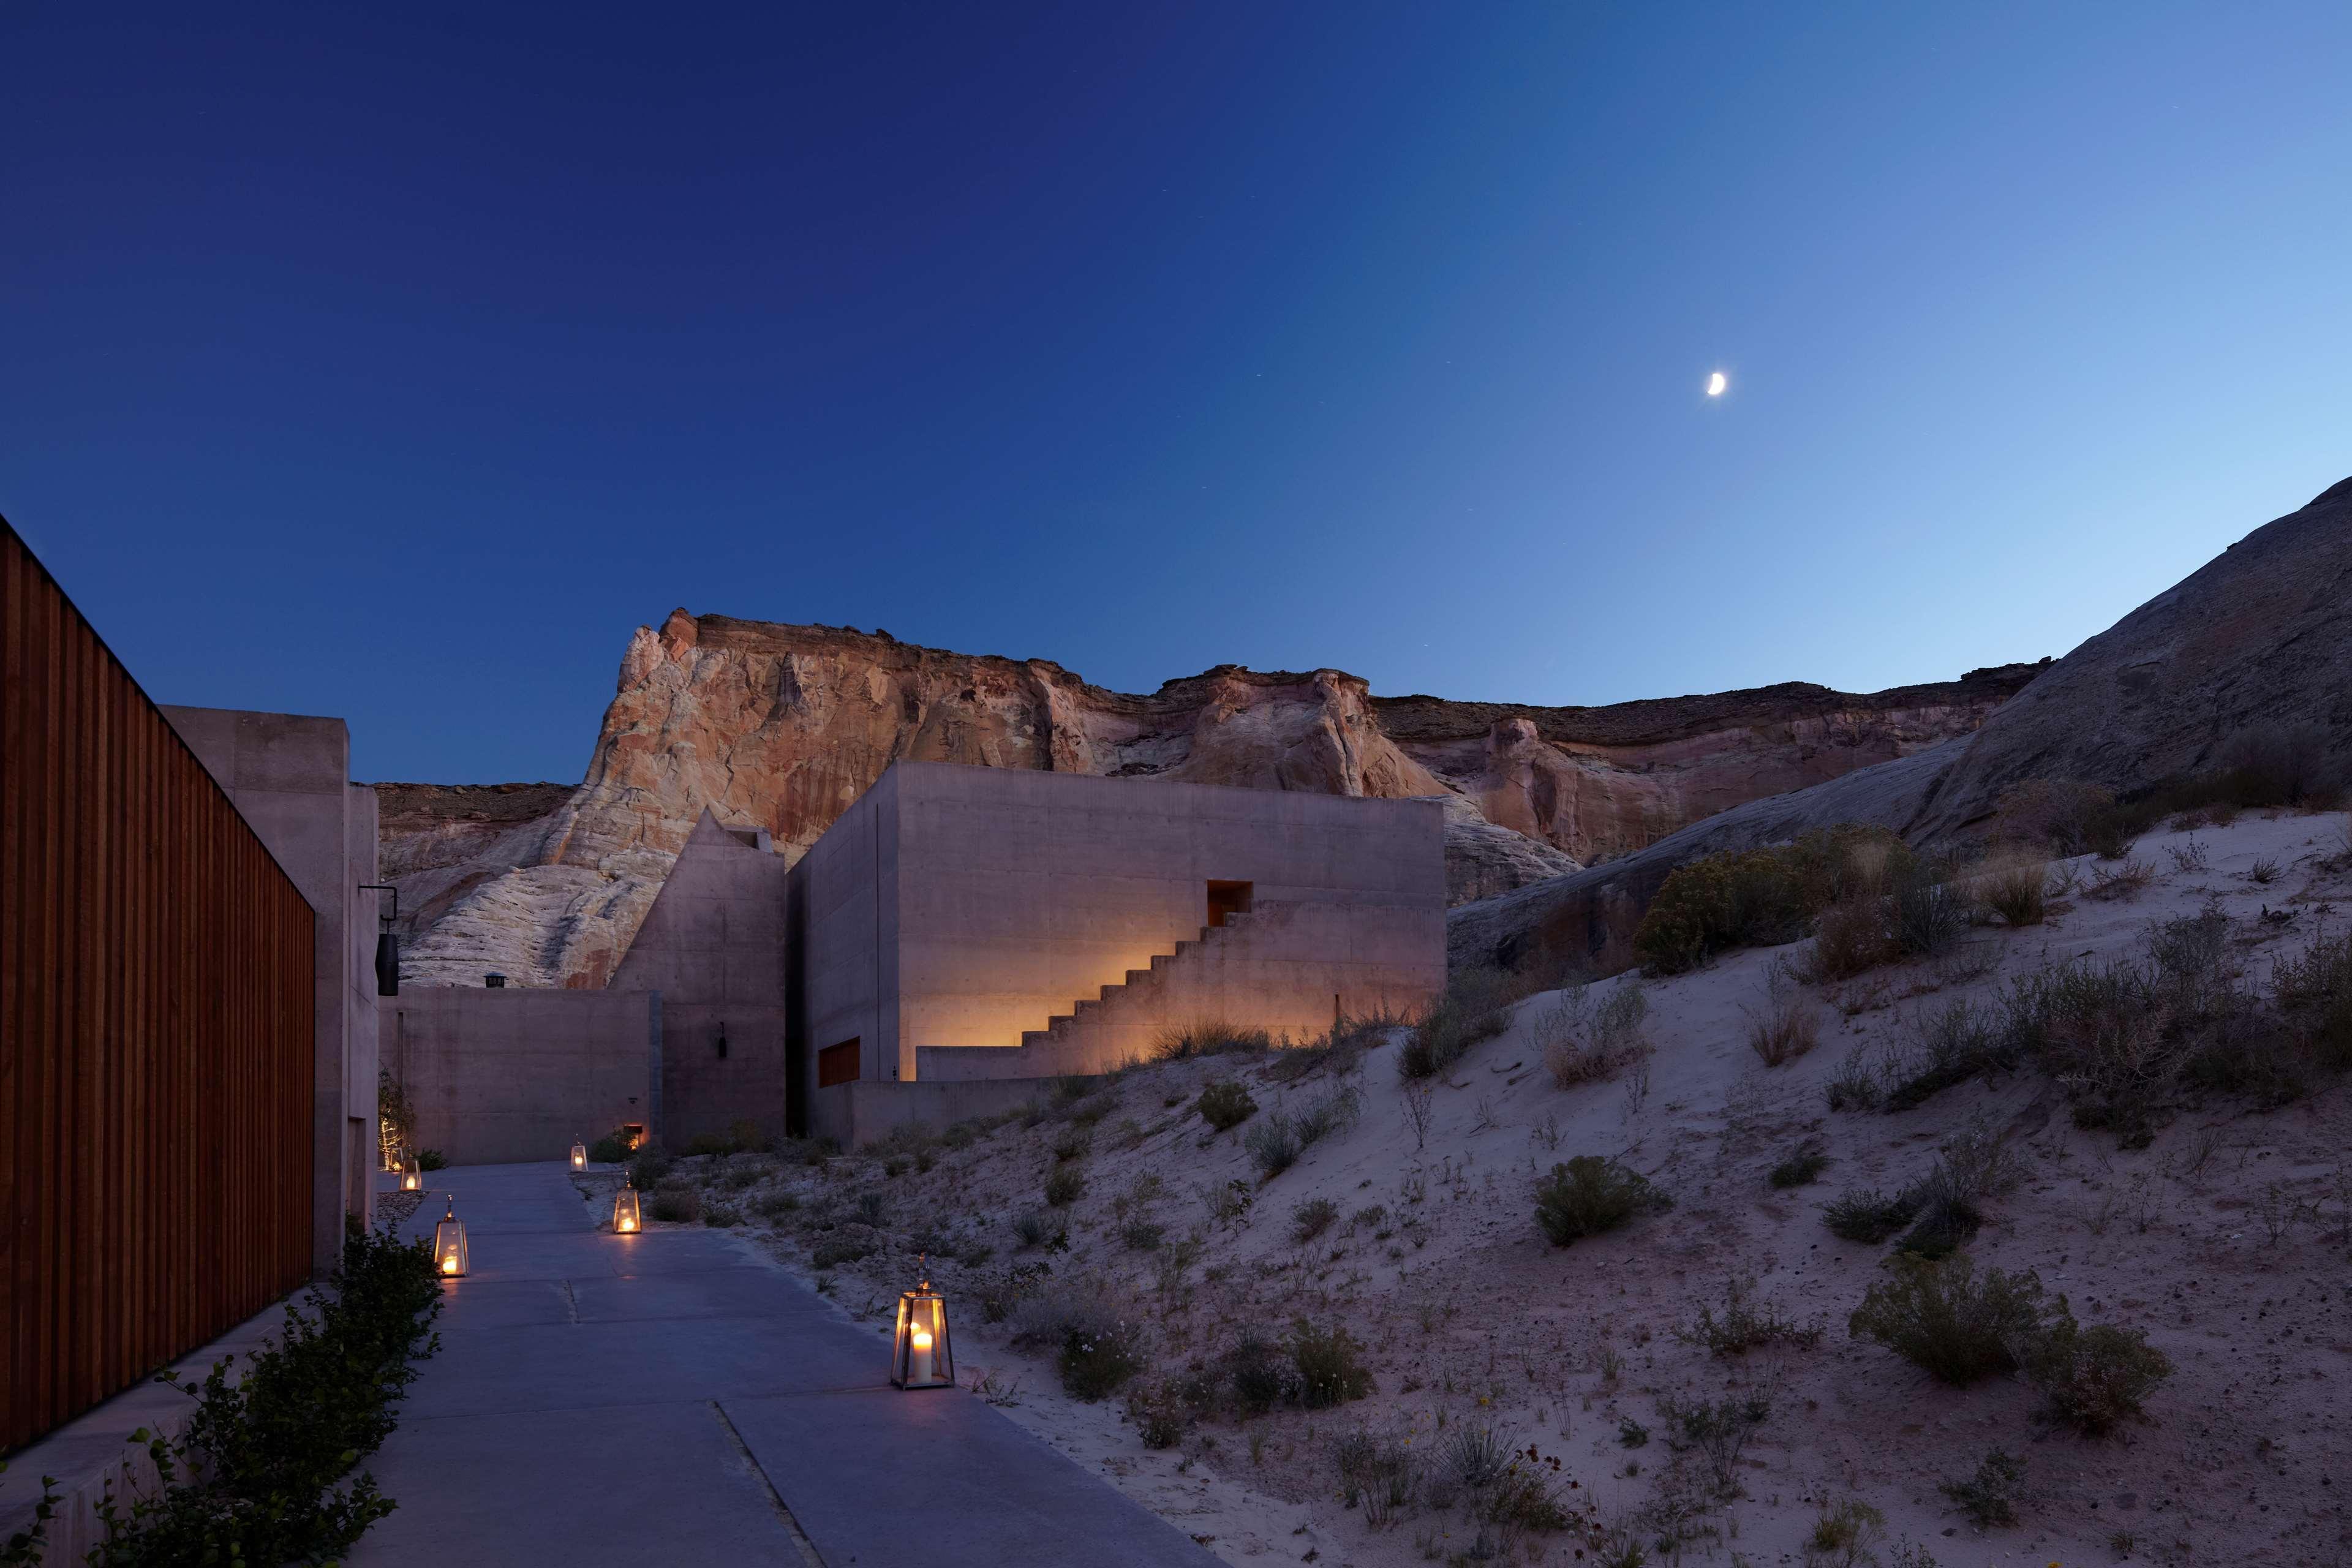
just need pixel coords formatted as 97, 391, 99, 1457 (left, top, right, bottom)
1017, 911, 1262, 1055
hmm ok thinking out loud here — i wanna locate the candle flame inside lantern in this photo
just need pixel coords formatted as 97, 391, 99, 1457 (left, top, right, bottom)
441, 1254, 459, 1275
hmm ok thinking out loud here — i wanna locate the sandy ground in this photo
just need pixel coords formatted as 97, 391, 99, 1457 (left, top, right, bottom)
614, 810, 2352, 1568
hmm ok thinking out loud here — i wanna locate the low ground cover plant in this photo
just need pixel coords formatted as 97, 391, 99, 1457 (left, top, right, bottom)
1542, 983, 1651, 1087
1154, 1020, 1276, 1061
1533, 1156, 1672, 1246
1196, 1079, 1257, 1131
1398, 966, 1529, 1080
1939, 1448, 2025, 1528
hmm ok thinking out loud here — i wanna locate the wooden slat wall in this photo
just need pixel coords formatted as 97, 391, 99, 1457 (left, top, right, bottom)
1, 522, 314, 1453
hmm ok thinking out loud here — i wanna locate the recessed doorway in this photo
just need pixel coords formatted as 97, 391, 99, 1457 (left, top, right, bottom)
1205, 880, 1253, 929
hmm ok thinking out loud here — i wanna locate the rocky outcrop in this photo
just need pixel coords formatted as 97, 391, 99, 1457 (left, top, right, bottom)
1449, 477, 2352, 979
380, 611, 2034, 987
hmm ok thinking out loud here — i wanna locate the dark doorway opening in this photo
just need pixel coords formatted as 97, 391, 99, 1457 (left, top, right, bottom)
1205, 880, 1254, 929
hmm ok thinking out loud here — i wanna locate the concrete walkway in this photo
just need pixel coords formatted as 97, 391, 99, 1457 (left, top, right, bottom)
352, 1163, 1211, 1568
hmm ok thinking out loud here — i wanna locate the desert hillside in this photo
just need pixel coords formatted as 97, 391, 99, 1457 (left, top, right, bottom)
377, 614, 2032, 987
576, 807, 2352, 1568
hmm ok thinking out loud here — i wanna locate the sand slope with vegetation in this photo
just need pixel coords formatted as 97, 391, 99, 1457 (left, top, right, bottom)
581, 801, 2352, 1568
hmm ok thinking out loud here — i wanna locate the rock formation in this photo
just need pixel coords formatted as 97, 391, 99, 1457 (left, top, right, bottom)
379, 609, 2035, 988
1450, 477, 2352, 978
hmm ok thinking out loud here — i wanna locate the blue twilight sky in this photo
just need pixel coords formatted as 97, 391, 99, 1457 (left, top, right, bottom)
6, 3, 2348, 784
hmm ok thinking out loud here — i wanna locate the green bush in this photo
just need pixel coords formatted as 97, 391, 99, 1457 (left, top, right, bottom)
1196, 1079, 1257, 1131
1822, 1187, 1921, 1243
1058, 1320, 1147, 1401
586, 1133, 631, 1164
2022, 1311, 2172, 1434
1044, 1164, 1086, 1207
1768, 1142, 1828, 1189
810, 1235, 874, 1268
726, 1118, 772, 1154
1226, 1332, 1292, 1415
1938, 1448, 2024, 1528
1847, 1257, 2048, 1385
1532, 1156, 1672, 1246
413, 1148, 448, 1172
1290, 1319, 1374, 1408
1635, 826, 1916, 975
1290, 1197, 1339, 1243
648, 1183, 702, 1223
61, 1225, 440, 1566
628, 1149, 674, 1191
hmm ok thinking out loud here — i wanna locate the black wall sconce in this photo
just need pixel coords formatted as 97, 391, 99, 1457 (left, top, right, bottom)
360, 883, 399, 997
715, 1022, 729, 1060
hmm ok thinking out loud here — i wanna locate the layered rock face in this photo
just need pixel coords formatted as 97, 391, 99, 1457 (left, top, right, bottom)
380, 608, 2034, 988
1450, 477, 2352, 978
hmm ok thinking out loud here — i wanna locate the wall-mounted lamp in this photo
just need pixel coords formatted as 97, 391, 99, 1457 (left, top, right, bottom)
359, 884, 399, 997
715, 1022, 728, 1060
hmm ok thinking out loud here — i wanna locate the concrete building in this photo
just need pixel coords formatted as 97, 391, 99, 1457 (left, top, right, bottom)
162, 706, 383, 1273
383, 761, 1446, 1154
788, 763, 1446, 1146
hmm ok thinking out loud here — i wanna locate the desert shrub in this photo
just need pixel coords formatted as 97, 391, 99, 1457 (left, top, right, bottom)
1155, 1020, 1276, 1061
1743, 962, 1821, 1066
1889, 858, 1969, 957
808, 1233, 872, 1267
586, 1132, 631, 1164
1533, 1156, 1672, 1246
1226, 1331, 1295, 1415
413, 1148, 448, 1172
683, 1131, 732, 1158
754, 1189, 801, 1221
1977, 854, 2049, 926
1822, 1186, 1921, 1243
2022, 1311, 2173, 1434
1399, 966, 1521, 1079
1043, 1165, 1086, 1207
1291, 1197, 1339, 1243
1882, 998, 2016, 1112
1804, 1499, 1887, 1568
853, 1188, 891, 1227
1993, 778, 2116, 857
726, 1118, 772, 1155
1052, 1128, 1093, 1163
1269, 1006, 1403, 1084
1332, 1429, 1419, 1524
2082, 858, 2155, 899
1674, 1277, 1821, 1356
1635, 849, 1811, 974
879, 1155, 910, 1180
1768, 1140, 1828, 1188
1196, 1079, 1258, 1131
1823, 1050, 1884, 1112
1806, 894, 1895, 981
1059, 1317, 1147, 1401
2270, 929, 2352, 1074
1243, 1114, 1302, 1178
2215, 722, 2343, 807
1848, 1257, 2049, 1385
1125, 1380, 1193, 1449
1199, 1177, 1254, 1224
1012, 1208, 1066, 1250
628, 1149, 674, 1190
1291, 1085, 1362, 1147
703, 1202, 744, 1228
1291, 1319, 1374, 1408
1938, 1448, 2024, 1528
1656, 1376, 1777, 1494
1544, 982, 1653, 1087
1117, 1218, 1165, 1251
718, 1156, 767, 1191
648, 1183, 701, 1223
1894, 1123, 2024, 1258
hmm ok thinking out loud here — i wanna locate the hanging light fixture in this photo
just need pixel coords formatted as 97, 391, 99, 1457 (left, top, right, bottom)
570, 1139, 587, 1171
432, 1199, 470, 1278
890, 1257, 954, 1390
401, 1155, 422, 1193
612, 1178, 641, 1234
360, 883, 400, 997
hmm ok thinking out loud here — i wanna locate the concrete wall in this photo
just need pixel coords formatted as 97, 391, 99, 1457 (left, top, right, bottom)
611, 810, 791, 1150
807, 1076, 1047, 1151
378, 988, 657, 1166
162, 706, 379, 1273
790, 762, 1446, 1103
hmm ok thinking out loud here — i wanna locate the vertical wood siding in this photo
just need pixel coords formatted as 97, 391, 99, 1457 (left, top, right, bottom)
2, 522, 314, 1452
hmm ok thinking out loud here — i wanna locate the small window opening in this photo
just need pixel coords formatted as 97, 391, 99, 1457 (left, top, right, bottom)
1206, 880, 1254, 929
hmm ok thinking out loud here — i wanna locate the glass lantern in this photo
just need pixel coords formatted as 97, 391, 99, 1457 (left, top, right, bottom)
890, 1261, 954, 1390
612, 1180, 641, 1234
432, 1199, 469, 1278
400, 1155, 422, 1192
570, 1140, 588, 1171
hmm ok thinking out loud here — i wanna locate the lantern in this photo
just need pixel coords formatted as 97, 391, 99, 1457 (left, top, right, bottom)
400, 1155, 421, 1193
570, 1140, 587, 1171
612, 1180, 641, 1234
432, 1199, 469, 1278
889, 1259, 954, 1390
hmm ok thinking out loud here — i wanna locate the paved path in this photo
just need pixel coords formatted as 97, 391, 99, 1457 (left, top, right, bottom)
351, 1163, 1210, 1568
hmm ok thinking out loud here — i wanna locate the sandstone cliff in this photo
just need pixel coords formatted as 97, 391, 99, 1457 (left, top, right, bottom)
379, 609, 2034, 988
1449, 477, 2352, 979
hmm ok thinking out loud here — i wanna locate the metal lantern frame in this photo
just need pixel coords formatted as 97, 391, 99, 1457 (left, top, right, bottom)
400, 1155, 422, 1192
889, 1262, 955, 1390
570, 1140, 588, 1171
612, 1180, 642, 1234
432, 1199, 470, 1278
